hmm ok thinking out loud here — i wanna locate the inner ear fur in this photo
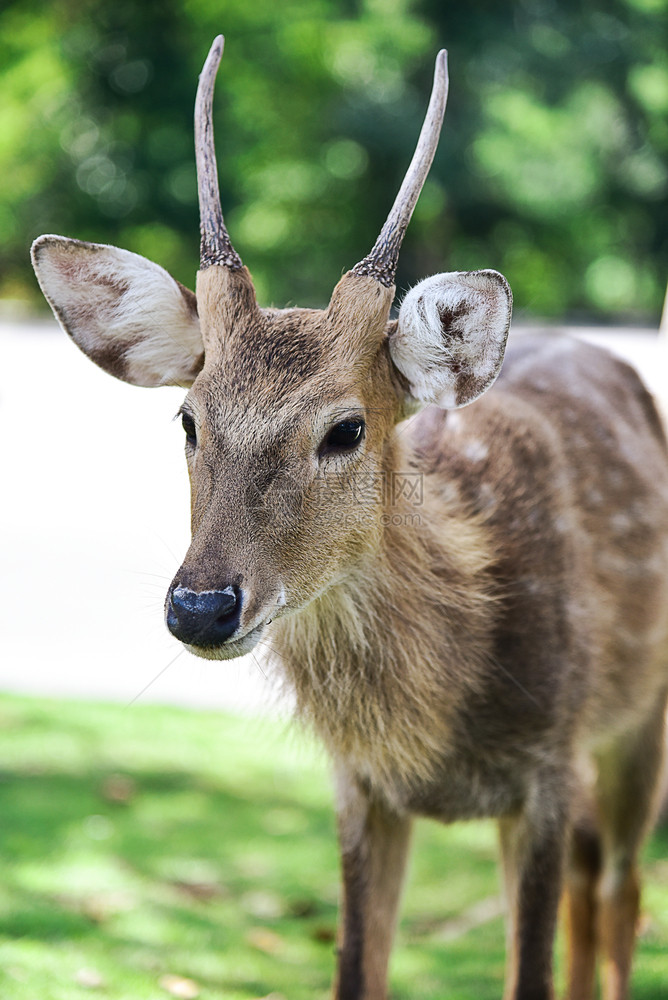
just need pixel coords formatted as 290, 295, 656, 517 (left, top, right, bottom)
390, 269, 512, 409
31, 235, 204, 387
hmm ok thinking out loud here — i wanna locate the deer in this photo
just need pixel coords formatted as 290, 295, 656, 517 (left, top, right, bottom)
31, 34, 668, 1000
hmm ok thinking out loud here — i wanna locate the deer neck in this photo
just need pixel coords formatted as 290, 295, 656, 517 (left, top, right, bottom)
270, 445, 499, 794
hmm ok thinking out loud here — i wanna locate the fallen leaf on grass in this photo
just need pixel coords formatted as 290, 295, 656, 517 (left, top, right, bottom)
83, 890, 136, 923
74, 968, 105, 989
288, 897, 319, 918
158, 973, 200, 998
171, 878, 224, 902
54, 890, 134, 924
421, 895, 505, 943
311, 924, 336, 943
246, 927, 285, 954
101, 773, 136, 803
241, 889, 284, 918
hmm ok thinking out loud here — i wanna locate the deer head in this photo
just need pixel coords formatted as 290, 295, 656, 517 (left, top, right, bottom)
31, 36, 512, 660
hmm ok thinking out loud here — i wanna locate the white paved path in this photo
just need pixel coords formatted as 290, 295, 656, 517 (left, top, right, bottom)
1, 318, 666, 713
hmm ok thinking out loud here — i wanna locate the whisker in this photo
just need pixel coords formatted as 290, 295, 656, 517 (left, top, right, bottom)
126, 569, 173, 582
151, 531, 182, 565
249, 650, 268, 680
126, 649, 185, 707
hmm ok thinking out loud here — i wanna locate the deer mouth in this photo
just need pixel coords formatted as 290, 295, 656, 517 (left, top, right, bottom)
183, 619, 270, 661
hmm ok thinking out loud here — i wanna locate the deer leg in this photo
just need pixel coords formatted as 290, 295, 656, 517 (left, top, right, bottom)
563, 817, 601, 1000
594, 694, 668, 1000
498, 786, 569, 1000
333, 771, 413, 1000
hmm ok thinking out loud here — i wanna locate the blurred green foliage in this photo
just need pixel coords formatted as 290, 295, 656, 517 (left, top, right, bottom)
1, 0, 667, 320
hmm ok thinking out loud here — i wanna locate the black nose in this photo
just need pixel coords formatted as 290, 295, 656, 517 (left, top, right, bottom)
166, 585, 242, 647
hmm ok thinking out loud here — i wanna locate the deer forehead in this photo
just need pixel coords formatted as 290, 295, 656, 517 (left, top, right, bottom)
188, 350, 394, 456
189, 270, 402, 441
190, 370, 362, 439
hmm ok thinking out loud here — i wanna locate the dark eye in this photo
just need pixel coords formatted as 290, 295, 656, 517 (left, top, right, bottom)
181, 411, 197, 447
321, 418, 365, 455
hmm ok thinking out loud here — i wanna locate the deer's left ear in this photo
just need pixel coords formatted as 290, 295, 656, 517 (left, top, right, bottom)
390, 270, 512, 409
31, 235, 204, 387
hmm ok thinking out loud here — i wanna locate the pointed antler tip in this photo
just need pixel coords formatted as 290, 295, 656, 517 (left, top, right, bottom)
201, 35, 225, 77
435, 49, 448, 82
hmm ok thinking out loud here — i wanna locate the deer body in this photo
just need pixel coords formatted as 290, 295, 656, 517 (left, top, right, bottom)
273, 333, 668, 999
277, 333, 668, 814
31, 36, 668, 1000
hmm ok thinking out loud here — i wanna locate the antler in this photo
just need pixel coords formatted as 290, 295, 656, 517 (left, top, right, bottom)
352, 50, 449, 288
195, 35, 243, 271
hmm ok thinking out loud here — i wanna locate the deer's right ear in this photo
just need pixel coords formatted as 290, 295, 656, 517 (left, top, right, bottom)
390, 269, 512, 409
30, 236, 203, 387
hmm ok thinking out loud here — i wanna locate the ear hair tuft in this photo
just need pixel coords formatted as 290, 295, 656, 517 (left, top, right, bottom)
390, 269, 512, 409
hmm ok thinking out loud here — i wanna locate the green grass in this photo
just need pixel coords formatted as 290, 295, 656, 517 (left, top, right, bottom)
0, 694, 665, 999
